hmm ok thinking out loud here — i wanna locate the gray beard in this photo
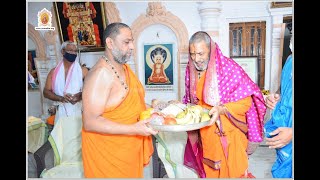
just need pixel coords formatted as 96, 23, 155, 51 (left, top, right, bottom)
112, 49, 131, 64
193, 60, 209, 71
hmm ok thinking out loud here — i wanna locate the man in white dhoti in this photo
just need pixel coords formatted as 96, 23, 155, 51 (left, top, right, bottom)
41, 41, 88, 178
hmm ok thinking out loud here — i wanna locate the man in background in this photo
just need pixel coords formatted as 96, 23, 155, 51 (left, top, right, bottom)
41, 41, 88, 177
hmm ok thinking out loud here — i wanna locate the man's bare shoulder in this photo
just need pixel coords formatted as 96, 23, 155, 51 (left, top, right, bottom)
47, 68, 55, 77
85, 59, 113, 83
81, 66, 89, 73
81, 66, 89, 78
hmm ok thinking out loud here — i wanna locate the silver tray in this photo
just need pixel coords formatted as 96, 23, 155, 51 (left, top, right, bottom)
149, 120, 210, 132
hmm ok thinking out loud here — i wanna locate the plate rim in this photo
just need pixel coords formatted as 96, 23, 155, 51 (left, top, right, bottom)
149, 120, 210, 132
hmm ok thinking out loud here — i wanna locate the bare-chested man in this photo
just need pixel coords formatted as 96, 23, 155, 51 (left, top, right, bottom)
81, 22, 158, 178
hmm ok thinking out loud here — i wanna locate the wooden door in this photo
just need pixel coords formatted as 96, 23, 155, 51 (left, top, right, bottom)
229, 22, 266, 89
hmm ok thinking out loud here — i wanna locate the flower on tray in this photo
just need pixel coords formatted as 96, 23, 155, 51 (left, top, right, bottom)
261, 89, 270, 95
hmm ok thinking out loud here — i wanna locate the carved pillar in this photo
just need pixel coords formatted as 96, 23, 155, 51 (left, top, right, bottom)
268, 7, 292, 93
197, 1, 222, 42
44, 31, 58, 68
104, 2, 122, 23
28, 23, 47, 58
179, 49, 190, 100
47, 6, 61, 66
270, 15, 283, 93
28, 23, 49, 117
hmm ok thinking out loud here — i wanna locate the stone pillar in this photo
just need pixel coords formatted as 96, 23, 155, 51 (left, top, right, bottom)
268, 7, 292, 93
179, 49, 190, 100
197, 1, 222, 42
270, 14, 283, 93
265, 7, 292, 121
44, 31, 58, 68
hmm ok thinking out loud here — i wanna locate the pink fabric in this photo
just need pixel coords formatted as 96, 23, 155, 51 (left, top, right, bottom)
51, 60, 80, 117
184, 42, 266, 142
52, 60, 76, 95
51, 60, 63, 92
188, 57, 198, 104
182, 40, 266, 177
184, 133, 206, 178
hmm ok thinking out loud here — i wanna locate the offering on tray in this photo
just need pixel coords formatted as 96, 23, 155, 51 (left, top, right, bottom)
140, 100, 212, 132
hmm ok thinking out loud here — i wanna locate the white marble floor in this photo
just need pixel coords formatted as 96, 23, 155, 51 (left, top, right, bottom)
248, 145, 276, 178
28, 145, 277, 178
28, 152, 38, 178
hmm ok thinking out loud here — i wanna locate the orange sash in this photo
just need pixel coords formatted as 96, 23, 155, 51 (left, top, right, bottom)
197, 73, 252, 178
81, 64, 153, 178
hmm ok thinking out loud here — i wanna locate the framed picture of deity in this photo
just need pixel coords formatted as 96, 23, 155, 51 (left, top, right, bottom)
54, 2, 107, 52
144, 44, 174, 91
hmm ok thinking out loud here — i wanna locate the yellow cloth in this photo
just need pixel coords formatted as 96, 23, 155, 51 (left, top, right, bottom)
28, 117, 47, 153
41, 114, 83, 178
82, 64, 153, 178
197, 72, 252, 178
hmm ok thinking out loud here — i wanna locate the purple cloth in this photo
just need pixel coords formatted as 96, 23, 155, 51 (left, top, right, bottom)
183, 131, 206, 178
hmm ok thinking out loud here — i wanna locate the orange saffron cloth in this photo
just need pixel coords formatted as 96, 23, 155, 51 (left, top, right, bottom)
46, 115, 55, 125
81, 64, 153, 178
196, 71, 252, 178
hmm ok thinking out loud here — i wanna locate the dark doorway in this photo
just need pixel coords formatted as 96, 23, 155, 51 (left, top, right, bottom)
282, 17, 292, 67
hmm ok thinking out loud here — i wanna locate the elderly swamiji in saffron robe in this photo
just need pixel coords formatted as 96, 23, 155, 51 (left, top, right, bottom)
81, 64, 153, 178
183, 42, 266, 178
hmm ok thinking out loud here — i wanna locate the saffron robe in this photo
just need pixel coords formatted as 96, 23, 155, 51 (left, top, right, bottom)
197, 72, 252, 178
81, 64, 153, 178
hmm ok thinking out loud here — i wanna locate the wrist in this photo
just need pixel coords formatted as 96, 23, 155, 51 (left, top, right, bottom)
219, 105, 227, 115
128, 124, 138, 135
79, 92, 82, 101
57, 95, 63, 102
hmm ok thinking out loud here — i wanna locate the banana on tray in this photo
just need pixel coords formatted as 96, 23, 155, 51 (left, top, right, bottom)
174, 104, 211, 125
147, 101, 212, 126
